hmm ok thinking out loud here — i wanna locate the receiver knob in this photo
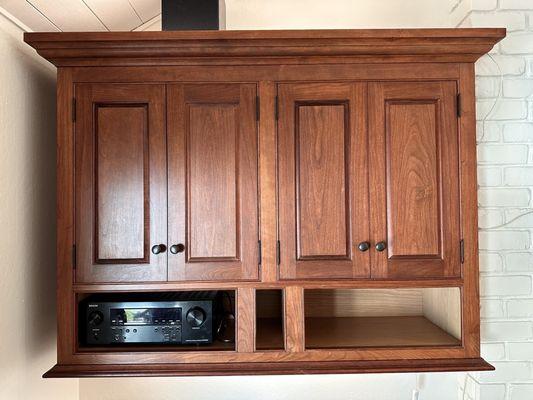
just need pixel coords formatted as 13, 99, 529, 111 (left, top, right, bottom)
186, 307, 206, 327
88, 311, 104, 327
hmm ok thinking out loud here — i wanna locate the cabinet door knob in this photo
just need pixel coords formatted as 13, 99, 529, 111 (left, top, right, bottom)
170, 244, 185, 254
375, 241, 387, 252
357, 241, 370, 252
151, 244, 167, 255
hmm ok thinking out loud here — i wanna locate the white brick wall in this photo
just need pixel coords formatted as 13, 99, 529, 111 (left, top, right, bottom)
460, 1, 533, 399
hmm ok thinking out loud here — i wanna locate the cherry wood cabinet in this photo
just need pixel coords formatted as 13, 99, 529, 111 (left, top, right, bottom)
24, 28, 505, 378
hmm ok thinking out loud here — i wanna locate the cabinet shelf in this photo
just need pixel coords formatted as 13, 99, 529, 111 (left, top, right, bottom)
305, 316, 461, 349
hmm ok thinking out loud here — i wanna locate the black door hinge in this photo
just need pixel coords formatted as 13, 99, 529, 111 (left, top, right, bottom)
258, 240, 262, 265
72, 244, 77, 269
460, 239, 465, 263
256, 96, 260, 121
72, 98, 76, 122
275, 95, 279, 121
276, 240, 280, 265
456, 93, 461, 118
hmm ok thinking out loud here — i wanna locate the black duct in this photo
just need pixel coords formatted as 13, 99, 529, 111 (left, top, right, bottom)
162, 0, 222, 30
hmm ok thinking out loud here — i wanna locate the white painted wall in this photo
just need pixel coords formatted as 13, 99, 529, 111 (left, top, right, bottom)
0, 8, 78, 400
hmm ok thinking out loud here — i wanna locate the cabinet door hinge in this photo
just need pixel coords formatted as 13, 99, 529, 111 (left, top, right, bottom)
275, 95, 279, 121
258, 240, 262, 265
460, 239, 465, 264
256, 96, 260, 121
456, 93, 461, 118
276, 240, 280, 265
72, 98, 76, 123
72, 244, 77, 269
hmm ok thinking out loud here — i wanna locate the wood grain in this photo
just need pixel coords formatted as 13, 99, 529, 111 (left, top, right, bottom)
278, 83, 369, 280
387, 101, 440, 257
284, 287, 304, 352
96, 105, 147, 262
298, 104, 349, 258
368, 82, 461, 279
23, 29, 506, 67
305, 316, 461, 349
75, 84, 167, 283
237, 288, 255, 353
56, 68, 76, 363
188, 104, 238, 260
167, 84, 259, 281
304, 289, 423, 318
422, 287, 462, 340
258, 82, 277, 282
43, 358, 494, 378
459, 63, 482, 357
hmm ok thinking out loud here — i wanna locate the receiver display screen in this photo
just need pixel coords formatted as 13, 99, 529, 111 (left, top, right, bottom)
110, 308, 181, 325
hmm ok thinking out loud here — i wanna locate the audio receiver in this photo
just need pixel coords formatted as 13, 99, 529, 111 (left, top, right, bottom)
80, 292, 217, 345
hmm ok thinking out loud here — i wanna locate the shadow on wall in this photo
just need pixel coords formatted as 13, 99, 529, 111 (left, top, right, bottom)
19, 50, 57, 358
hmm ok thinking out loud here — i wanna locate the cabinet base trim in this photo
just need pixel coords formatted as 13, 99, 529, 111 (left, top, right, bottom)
44, 358, 493, 378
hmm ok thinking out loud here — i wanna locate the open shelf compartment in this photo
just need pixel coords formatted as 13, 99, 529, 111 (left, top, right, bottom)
256, 289, 284, 350
76, 290, 236, 352
304, 287, 461, 349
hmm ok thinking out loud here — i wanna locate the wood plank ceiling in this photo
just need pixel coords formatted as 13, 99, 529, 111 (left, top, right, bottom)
0, 0, 162, 31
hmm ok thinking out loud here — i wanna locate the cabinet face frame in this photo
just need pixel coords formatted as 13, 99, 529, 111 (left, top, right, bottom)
54, 61, 484, 374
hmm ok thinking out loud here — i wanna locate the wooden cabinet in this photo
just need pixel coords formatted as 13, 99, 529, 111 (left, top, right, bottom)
75, 83, 260, 283
278, 81, 461, 280
24, 28, 505, 377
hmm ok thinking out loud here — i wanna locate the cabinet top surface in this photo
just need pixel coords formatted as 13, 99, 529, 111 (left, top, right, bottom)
24, 28, 506, 67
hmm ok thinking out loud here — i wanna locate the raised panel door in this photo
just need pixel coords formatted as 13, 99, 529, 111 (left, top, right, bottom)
167, 84, 259, 281
75, 84, 167, 283
368, 81, 461, 279
278, 83, 369, 280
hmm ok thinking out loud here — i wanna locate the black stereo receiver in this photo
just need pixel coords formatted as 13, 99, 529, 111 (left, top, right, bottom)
81, 292, 217, 345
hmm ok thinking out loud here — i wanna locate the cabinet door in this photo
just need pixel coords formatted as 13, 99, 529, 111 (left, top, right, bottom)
368, 82, 461, 279
278, 83, 369, 280
75, 84, 167, 283
167, 84, 259, 281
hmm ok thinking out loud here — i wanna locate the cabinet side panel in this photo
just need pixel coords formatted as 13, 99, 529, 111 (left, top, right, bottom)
57, 68, 76, 363
459, 63, 481, 357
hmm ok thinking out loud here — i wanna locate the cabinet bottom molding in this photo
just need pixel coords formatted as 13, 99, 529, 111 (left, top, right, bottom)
44, 358, 494, 378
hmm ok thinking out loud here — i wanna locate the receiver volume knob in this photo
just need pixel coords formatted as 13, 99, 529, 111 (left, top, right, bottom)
186, 307, 206, 327
88, 311, 104, 327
